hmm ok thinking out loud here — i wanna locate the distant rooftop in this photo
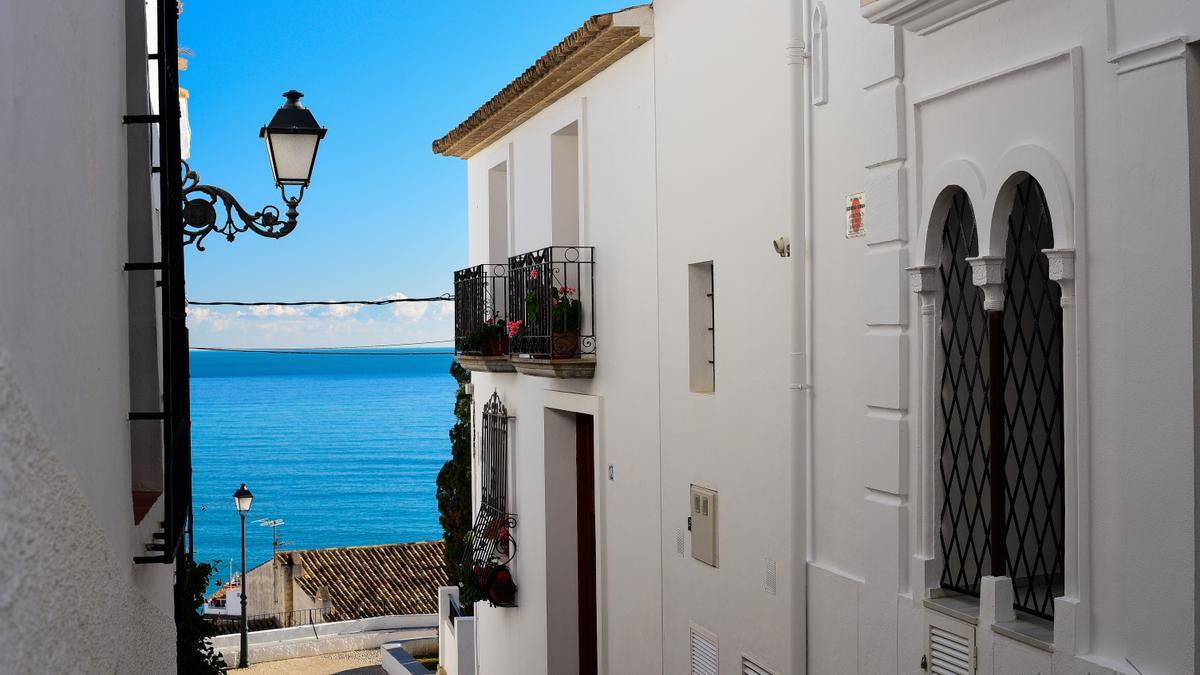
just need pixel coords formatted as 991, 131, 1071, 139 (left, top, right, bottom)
278, 540, 447, 619
432, 4, 653, 159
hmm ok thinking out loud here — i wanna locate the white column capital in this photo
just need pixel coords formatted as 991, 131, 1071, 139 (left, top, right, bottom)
907, 265, 939, 295
966, 255, 1005, 312
1043, 247, 1076, 282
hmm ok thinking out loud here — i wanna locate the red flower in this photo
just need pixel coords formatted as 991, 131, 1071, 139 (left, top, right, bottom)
529, 268, 539, 280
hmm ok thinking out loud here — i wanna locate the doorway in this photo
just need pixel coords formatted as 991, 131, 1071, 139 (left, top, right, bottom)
544, 409, 598, 675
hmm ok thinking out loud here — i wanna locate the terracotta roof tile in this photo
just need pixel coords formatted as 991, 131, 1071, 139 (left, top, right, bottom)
282, 540, 447, 620
432, 5, 653, 159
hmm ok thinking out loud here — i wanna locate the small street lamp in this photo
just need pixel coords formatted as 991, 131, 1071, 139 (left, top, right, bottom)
182, 90, 327, 250
232, 483, 254, 668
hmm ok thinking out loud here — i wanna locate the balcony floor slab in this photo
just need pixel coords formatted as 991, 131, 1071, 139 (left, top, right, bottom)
457, 355, 517, 373
511, 358, 596, 378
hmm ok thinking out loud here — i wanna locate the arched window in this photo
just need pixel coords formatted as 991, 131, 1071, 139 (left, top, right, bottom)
1001, 175, 1063, 619
937, 189, 990, 598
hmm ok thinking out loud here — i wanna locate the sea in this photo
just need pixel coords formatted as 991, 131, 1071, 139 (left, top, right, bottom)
189, 348, 456, 592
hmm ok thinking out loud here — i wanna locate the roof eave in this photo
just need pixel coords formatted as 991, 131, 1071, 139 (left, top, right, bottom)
432, 5, 653, 159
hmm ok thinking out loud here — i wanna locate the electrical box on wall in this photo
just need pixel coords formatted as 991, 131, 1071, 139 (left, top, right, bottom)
690, 485, 718, 567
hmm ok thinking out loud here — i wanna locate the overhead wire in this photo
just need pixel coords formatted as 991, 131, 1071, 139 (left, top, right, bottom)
187, 294, 452, 307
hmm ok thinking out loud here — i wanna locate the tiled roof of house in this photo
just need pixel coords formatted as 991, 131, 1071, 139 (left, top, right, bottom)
282, 540, 447, 620
432, 4, 653, 159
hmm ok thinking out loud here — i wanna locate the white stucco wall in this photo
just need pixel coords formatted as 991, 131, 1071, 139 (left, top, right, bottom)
465, 39, 663, 675
0, 0, 176, 671
454, 2, 1200, 674
652, 1, 797, 673
807, 1, 1200, 674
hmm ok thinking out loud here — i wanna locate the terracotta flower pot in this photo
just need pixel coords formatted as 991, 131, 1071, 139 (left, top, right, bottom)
551, 329, 579, 359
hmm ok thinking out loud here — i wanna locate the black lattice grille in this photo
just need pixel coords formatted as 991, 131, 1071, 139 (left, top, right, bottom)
461, 392, 518, 606
480, 391, 509, 511
937, 190, 991, 597
1002, 177, 1064, 619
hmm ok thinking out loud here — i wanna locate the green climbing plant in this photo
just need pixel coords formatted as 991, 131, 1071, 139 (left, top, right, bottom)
437, 360, 473, 613
176, 555, 228, 674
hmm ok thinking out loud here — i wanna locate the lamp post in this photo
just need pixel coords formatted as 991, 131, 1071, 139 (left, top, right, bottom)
182, 90, 327, 250
232, 483, 254, 668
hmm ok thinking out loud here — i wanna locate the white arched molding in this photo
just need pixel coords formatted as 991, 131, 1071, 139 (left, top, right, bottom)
916, 159, 986, 266
982, 144, 1075, 256
908, 264, 941, 594
810, 3, 828, 106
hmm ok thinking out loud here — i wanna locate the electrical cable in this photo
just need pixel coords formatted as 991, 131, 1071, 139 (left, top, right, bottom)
191, 348, 455, 356
187, 294, 452, 307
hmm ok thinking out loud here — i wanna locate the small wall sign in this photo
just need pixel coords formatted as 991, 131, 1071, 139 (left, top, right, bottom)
845, 192, 866, 238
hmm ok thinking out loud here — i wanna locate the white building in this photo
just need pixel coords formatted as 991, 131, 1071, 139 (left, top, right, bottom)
436, 2, 1200, 674
0, 0, 186, 671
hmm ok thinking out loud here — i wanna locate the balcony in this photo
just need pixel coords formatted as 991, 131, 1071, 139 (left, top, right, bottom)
453, 264, 515, 373
507, 246, 596, 378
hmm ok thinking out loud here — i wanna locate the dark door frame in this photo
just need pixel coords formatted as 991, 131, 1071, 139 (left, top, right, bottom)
575, 413, 597, 675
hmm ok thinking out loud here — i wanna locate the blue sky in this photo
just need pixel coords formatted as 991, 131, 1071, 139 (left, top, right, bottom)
180, 1, 616, 347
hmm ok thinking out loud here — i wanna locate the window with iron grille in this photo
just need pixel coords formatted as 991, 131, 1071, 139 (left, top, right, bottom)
462, 391, 518, 607
480, 391, 509, 511
1001, 176, 1063, 619
937, 189, 990, 597
935, 178, 1065, 621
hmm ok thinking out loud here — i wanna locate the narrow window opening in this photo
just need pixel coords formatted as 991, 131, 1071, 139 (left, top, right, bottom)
689, 261, 715, 393
551, 122, 580, 246
488, 161, 509, 263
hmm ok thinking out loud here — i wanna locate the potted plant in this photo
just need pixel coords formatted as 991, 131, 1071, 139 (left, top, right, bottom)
478, 318, 506, 356
550, 286, 582, 358
482, 564, 517, 606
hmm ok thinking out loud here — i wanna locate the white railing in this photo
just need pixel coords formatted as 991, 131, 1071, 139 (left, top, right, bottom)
438, 586, 476, 675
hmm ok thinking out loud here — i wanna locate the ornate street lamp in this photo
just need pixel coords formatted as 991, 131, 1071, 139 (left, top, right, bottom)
182, 90, 327, 250
232, 483, 254, 668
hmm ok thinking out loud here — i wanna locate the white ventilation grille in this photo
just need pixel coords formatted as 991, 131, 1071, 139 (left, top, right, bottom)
676, 528, 685, 556
690, 624, 718, 675
742, 654, 775, 675
764, 557, 777, 595
926, 611, 975, 674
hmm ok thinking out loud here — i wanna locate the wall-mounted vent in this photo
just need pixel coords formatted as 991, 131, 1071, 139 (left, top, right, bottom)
690, 624, 718, 675
742, 655, 775, 675
764, 557, 777, 595
926, 611, 975, 674
676, 528, 685, 556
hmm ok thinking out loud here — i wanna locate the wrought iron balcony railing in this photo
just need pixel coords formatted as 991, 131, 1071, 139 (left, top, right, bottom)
507, 246, 595, 359
453, 264, 508, 356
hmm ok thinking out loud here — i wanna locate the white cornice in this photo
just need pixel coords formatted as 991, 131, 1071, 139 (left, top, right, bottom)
860, 0, 1008, 35
1108, 36, 1187, 76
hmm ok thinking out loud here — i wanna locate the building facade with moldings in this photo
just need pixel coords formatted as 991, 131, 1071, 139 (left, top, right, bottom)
0, 0, 187, 671
439, 1, 1200, 674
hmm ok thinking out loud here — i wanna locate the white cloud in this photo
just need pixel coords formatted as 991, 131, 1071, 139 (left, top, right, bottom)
185, 291, 454, 349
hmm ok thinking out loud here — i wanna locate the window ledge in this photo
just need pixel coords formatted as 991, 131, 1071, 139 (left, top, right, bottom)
993, 615, 1054, 653
923, 593, 979, 625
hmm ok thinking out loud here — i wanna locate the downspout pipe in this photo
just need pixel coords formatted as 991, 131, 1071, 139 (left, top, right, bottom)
787, 0, 814, 672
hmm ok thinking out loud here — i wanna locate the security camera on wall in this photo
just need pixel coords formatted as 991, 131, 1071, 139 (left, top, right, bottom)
773, 236, 791, 257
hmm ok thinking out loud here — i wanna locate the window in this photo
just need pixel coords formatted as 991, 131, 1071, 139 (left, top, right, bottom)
937, 189, 988, 598
488, 160, 509, 263
551, 122, 580, 246
934, 177, 1064, 620
999, 175, 1063, 619
689, 261, 715, 393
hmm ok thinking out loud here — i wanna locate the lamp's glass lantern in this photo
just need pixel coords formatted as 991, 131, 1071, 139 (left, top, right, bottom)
233, 483, 254, 513
260, 90, 327, 188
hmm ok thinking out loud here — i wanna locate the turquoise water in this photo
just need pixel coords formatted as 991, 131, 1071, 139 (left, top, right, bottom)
189, 349, 456, 591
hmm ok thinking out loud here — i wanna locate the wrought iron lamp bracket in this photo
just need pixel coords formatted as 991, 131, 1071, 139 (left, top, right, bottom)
181, 161, 305, 250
